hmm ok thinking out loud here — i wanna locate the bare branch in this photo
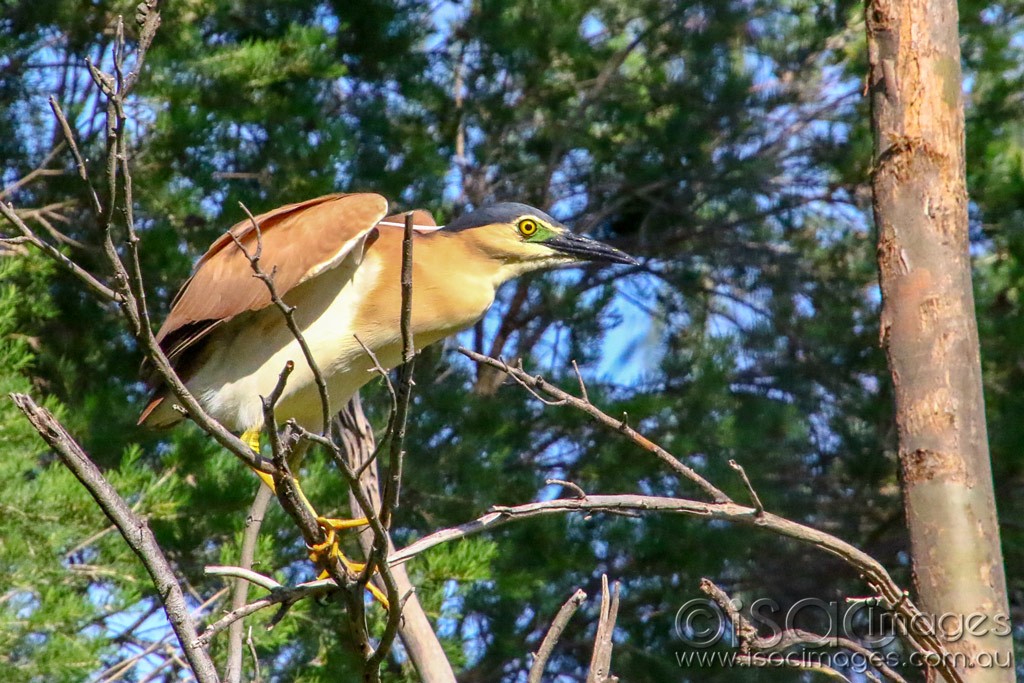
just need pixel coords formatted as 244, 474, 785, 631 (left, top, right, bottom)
387, 492, 961, 683
459, 348, 730, 503
0, 202, 121, 303
48, 97, 103, 214
586, 576, 619, 683
528, 588, 587, 683
10, 394, 219, 683
195, 580, 337, 647
700, 579, 909, 683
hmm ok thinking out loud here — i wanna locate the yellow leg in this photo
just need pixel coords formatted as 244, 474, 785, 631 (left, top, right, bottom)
239, 427, 385, 609
241, 428, 277, 492
365, 582, 390, 609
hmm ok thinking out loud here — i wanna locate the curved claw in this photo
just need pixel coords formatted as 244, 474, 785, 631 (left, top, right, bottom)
306, 520, 387, 609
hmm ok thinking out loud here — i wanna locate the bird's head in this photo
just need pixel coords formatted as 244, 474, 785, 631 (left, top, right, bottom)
445, 203, 637, 281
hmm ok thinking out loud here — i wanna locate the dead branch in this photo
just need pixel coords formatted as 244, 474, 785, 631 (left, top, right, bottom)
700, 579, 909, 683
586, 576, 619, 683
458, 348, 730, 503
387, 491, 961, 683
528, 588, 587, 683
0, 202, 122, 303
10, 394, 219, 683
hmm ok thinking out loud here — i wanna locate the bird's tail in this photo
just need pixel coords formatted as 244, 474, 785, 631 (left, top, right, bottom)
137, 393, 184, 428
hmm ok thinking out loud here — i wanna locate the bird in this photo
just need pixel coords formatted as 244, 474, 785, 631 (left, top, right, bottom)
137, 192, 635, 592
139, 192, 636, 436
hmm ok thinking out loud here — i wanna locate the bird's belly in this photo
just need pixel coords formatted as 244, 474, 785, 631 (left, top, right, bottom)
184, 253, 494, 432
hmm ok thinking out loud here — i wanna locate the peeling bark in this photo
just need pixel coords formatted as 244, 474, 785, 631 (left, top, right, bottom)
866, 1, 1014, 680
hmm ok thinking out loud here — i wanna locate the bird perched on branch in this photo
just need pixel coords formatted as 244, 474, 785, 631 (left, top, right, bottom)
139, 192, 635, 435
137, 192, 635, 591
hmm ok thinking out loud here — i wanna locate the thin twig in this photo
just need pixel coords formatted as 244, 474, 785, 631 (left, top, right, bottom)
380, 211, 416, 529
545, 479, 587, 499
245, 626, 261, 683
0, 202, 121, 303
459, 348, 730, 503
0, 142, 67, 200
528, 588, 587, 683
352, 335, 398, 478
728, 459, 764, 516
48, 97, 102, 214
195, 580, 337, 647
571, 360, 589, 403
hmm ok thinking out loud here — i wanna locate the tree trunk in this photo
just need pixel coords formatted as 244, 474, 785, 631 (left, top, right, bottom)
865, 1, 1014, 680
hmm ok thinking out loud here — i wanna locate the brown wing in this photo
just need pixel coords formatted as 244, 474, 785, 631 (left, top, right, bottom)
145, 192, 387, 388
156, 193, 388, 344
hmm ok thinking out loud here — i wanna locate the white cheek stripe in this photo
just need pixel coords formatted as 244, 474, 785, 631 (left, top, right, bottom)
376, 220, 444, 233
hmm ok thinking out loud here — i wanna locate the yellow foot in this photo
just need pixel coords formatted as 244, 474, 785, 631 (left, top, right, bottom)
306, 517, 369, 570
307, 518, 388, 609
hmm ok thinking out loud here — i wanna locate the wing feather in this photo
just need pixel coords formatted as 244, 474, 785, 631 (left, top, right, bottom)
155, 193, 388, 346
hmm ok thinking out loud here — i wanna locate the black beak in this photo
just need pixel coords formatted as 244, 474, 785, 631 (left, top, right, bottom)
544, 231, 638, 265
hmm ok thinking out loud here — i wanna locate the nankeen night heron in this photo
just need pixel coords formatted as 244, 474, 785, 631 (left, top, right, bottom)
138, 192, 635, 588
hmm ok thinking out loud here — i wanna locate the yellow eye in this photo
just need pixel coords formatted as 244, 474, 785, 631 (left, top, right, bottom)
518, 218, 539, 237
